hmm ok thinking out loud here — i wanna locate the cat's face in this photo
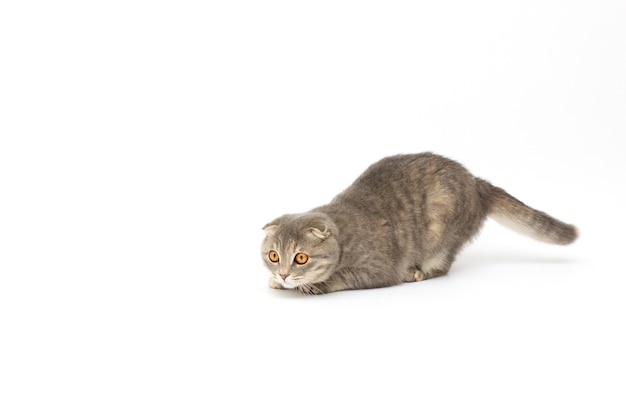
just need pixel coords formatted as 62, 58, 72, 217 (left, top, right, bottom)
261, 213, 339, 291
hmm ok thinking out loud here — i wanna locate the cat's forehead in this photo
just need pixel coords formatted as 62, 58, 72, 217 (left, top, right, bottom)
264, 212, 331, 248
282, 239, 297, 253
269, 227, 314, 252
274, 231, 305, 249
282, 213, 313, 227
273, 215, 312, 236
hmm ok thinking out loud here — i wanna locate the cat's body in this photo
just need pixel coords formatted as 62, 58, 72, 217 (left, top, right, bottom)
261, 153, 577, 294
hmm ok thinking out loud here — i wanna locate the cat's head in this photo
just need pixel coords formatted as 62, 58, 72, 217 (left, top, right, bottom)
261, 212, 340, 290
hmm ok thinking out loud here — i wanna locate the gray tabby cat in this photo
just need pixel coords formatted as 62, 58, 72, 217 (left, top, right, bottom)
261, 153, 577, 294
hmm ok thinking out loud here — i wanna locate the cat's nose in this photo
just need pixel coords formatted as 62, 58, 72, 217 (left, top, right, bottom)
280, 273, 290, 280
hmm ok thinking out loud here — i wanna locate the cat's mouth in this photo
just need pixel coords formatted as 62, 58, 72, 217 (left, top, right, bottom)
274, 275, 307, 289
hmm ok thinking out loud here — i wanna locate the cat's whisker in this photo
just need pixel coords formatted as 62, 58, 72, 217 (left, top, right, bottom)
297, 283, 316, 296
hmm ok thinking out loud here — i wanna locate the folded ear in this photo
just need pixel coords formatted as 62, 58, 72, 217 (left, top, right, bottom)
263, 222, 279, 236
308, 226, 330, 240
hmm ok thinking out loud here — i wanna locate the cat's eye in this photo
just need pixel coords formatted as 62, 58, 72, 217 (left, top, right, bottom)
268, 250, 280, 263
294, 253, 309, 265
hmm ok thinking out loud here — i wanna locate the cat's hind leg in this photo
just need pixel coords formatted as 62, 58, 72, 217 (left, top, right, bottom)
407, 267, 442, 282
404, 270, 418, 282
411, 251, 454, 281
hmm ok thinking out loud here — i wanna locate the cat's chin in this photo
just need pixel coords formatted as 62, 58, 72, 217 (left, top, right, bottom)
270, 275, 321, 291
268, 276, 300, 290
279, 279, 307, 290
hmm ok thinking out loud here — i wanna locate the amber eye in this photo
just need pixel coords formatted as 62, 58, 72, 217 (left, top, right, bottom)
294, 253, 309, 265
268, 250, 280, 263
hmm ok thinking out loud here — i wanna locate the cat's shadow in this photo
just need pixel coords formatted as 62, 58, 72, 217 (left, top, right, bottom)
268, 287, 323, 299
455, 250, 579, 271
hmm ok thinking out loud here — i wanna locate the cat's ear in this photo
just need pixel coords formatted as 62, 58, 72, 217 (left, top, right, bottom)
308, 226, 331, 240
263, 222, 279, 236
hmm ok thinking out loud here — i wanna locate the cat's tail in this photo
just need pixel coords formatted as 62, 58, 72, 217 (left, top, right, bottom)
477, 178, 578, 245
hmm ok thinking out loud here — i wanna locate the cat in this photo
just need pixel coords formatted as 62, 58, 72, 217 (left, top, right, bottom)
261, 152, 577, 294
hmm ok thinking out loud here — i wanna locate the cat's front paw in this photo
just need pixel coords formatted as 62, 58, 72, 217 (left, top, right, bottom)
269, 278, 285, 289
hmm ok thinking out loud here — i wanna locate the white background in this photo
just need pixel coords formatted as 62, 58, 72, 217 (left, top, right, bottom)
1, 1, 625, 416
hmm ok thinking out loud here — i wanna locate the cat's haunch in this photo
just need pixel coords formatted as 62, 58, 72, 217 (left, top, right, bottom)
261, 153, 577, 294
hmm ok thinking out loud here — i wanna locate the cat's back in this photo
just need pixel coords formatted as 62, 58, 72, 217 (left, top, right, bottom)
324, 152, 480, 221
349, 152, 472, 192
